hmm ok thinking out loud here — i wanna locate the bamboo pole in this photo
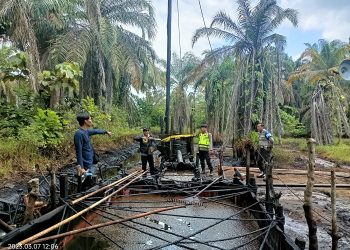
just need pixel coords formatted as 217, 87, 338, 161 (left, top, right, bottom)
71, 170, 141, 205
18, 171, 146, 245
330, 169, 340, 250
303, 138, 318, 250
31, 205, 185, 244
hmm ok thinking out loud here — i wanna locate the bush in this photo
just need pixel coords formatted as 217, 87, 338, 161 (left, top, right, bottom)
280, 109, 306, 137
81, 96, 111, 128
19, 109, 66, 149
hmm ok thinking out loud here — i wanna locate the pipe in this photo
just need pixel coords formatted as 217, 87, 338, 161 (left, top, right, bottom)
165, 0, 172, 134
177, 150, 183, 163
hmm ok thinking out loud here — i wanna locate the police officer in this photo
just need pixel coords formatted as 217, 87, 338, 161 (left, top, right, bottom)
197, 124, 214, 175
256, 123, 274, 178
134, 128, 156, 175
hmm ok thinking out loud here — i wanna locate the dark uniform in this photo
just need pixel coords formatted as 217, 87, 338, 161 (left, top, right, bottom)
134, 135, 156, 175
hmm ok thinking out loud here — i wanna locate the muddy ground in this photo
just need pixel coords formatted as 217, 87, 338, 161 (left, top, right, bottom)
222, 146, 350, 250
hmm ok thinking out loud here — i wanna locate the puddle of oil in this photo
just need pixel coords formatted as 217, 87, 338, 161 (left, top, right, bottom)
63, 235, 110, 250
87, 195, 260, 250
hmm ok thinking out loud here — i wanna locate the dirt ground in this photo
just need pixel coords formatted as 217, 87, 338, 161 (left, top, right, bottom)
216, 146, 350, 250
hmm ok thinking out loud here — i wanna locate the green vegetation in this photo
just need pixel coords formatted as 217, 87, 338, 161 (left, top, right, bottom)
1, 0, 350, 178
272, 147, 296, 166
276, 138, 350, 165
316, 144, 350, 164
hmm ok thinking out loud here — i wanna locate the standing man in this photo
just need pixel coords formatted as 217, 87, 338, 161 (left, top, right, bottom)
256, 123, 274, 178
197, 124, 214, 175
74, 113, 112, 187
134, 128, 156, 175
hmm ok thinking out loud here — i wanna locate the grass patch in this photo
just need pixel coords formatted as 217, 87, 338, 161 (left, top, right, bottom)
281, 137, 350, 165
280, 137, 308, 151
316, 144, 350, 164
0, 127, 142, 178
272, 147, 296, 166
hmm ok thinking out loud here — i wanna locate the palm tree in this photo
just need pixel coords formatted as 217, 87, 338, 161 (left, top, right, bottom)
192, 0, 298, 136
0, 0, 45, 91
0, 0, 157, 107
49, 0, 156, 107
170, 52, 201, 133
289, 39, 350, 144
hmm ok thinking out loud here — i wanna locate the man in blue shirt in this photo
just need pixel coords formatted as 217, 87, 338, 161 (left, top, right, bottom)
74, 113, 111, 186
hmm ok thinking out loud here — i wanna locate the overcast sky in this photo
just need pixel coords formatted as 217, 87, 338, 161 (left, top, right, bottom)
150, 0, 350, 60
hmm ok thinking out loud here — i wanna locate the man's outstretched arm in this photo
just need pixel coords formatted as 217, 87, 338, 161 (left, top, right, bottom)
88, 129, 112, 136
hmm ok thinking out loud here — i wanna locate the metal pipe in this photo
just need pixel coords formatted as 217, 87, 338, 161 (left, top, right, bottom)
165, 0, 172, 134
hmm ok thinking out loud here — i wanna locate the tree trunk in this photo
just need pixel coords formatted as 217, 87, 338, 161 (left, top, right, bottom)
246, 51, 255, 135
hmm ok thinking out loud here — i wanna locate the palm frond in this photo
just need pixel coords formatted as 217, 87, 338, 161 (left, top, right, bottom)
192, 27, 240, 47
211, 11, 245, 39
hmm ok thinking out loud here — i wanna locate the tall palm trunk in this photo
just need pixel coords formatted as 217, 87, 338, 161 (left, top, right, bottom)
246, 50, 256, 135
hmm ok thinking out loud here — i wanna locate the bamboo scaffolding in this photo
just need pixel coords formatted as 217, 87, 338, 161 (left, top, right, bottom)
18, 171, 146, 245
71, 169, 142, 205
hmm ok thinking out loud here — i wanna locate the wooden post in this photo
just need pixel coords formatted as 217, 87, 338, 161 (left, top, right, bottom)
304, 138, 318, 250
218, 148, 224, 177
77, 175, 82, 193
50, 171, 57, 209
23, 179, 40, 225
246, 147, 250, 186
59, 174, 68, 200
330, 169, 340, 250
275, 205, 285, 232
265, 151, 275, 214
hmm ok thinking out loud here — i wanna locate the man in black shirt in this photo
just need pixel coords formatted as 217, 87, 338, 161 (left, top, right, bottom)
134, 128, 156, 175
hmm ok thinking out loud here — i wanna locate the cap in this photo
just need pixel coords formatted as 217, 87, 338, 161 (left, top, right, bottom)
200, 124, 208, 128
143, 127, 149, 132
